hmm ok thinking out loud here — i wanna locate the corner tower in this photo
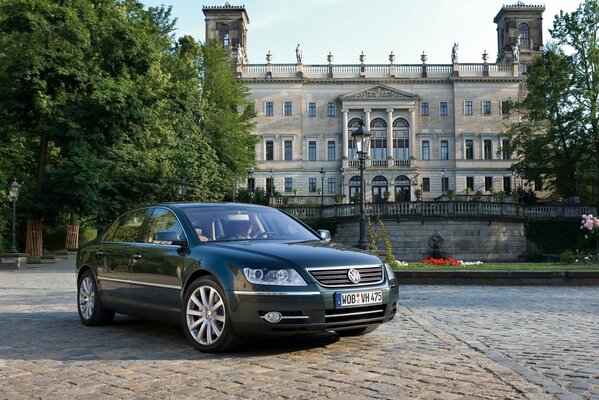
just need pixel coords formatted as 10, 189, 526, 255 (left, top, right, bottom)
494, 2, 545, 64
203, 2, 249, 64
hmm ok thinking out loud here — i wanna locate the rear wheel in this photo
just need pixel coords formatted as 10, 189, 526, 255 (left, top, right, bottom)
77, 270, 115, 326
182, 276, 245, 352
335, 324, 379, 336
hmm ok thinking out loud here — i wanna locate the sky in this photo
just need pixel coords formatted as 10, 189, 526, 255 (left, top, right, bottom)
143, 0, 582, 65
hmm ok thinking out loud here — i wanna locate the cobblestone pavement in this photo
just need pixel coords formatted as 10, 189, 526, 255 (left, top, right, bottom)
401, 285, 599, 400
0, 260, 596, 399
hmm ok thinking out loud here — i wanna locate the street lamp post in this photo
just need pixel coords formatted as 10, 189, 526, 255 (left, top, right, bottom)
351, 120, 371, 250
319, 167, 325, 207
8, 178, 21, 254
247, 168, 254, 204
178, 178, 187, 201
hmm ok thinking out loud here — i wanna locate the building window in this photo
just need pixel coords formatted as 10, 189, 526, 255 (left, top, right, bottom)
265, 101, 273, 116
284, 101, 292, 116
440, 140, 449, 160
327, 140, 336, 161
519, 23, 530, 49
284, 177, 292, 193
440, 101, 448, 116
503, 176, 512, 194
247, 177, 255, 193
485, 176, 493, 191
308, 140, 316, 161
483, 139, 492, 160
464, 101, 473, 115
421, 102, 429, 116
442, 177, 449, 193
483, 100, 492, 115
219, 24, 230, 47
309, 178, 317, 193
466, 177, 474, 191
327, 102, 336, 117
308, 102, 316, 117
371, 118, 388, 160
265, 140, 274, 161
465, 139, 474, 160
422, 177, 430, 192
284, 140, 292, 160
501, 100, 512, 115
502, 139, 511, 160
327, 177, 336, 193
422, 140, 430, 160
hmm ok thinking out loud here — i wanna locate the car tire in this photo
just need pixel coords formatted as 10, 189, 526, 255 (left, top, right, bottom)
335, 324, 379, 336
182, 276, 246, 352
77, 270, 115, 326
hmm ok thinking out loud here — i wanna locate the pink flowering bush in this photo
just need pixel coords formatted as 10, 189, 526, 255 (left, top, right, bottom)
581, 214, 599, 233
579, 214, 599, 260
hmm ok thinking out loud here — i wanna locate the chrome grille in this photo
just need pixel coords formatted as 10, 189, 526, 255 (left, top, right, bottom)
307, 265, 384, 287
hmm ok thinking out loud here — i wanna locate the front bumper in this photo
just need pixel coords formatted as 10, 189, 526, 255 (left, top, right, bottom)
229, 284, 399, 336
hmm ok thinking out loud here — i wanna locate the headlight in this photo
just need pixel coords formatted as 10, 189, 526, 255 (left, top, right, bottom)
243, 267, 307, 286
384, 263, 398, 285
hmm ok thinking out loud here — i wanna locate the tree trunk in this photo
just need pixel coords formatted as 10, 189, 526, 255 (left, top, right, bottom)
65, 212, 79, 250
25, 219, 43, 256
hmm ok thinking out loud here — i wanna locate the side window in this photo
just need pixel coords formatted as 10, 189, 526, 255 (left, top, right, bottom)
145, 208, 184, 245
109, 209, 147, 243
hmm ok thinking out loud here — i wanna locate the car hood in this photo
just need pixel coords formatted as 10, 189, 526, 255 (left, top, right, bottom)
203, 240, 382, 269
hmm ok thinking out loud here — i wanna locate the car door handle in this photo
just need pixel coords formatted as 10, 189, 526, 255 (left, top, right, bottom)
95, 251, 104, 257
131, 253, 142, 260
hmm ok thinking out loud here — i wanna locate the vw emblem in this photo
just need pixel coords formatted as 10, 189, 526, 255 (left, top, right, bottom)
347, 268, 361, 284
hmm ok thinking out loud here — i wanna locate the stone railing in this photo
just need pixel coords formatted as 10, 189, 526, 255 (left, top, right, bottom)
239, 63, 519, 80
280, 202, 597, 221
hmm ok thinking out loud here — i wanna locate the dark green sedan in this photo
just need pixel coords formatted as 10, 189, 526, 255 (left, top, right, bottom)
76, 203, 399, 352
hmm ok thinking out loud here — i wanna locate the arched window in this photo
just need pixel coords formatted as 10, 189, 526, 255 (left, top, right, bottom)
370, 118, 387, 160
372, 175, 388, 202
219, 24, 230, 47
518, 23, 530, 49
393, 118, 410, 160
349, 175, 361, 202
394, 175, 411, 202
392, 118, 409, 127
370, 118, 387, 128
348, 118, 363, 159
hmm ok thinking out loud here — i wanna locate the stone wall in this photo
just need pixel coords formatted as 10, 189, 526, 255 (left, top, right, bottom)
332, 218, 526, 262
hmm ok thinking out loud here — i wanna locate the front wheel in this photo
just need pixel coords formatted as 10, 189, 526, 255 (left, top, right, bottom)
77, 270, 115, 326
335, 324, 379, 336
182, 276, 245, 352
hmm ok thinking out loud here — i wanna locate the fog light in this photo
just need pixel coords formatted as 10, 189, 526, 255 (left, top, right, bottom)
264, 311, 283, 324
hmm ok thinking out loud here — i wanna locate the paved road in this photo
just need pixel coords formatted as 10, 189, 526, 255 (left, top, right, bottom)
1, 259, 597, 399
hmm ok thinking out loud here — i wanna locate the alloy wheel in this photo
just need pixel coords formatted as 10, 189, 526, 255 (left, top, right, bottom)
186, 285, 226, 345
79, 276, 95, 321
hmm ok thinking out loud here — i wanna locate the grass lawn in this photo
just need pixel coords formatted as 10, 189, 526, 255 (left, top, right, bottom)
393, 263, 599, 271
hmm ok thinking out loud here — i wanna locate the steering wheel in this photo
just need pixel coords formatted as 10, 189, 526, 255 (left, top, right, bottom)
256, 231, 276, 239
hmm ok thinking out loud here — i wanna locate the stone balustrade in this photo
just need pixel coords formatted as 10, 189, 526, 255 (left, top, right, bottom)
280, 202, 597, 222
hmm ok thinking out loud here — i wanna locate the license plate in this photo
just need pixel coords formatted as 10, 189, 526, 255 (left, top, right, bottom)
335, 290, 383, 308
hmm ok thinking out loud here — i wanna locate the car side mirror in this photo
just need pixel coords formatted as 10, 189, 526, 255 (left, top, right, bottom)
154, 231, 188, 247
317, 229, 332, 242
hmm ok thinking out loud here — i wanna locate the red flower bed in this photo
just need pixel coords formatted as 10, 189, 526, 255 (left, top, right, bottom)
421, 257, 460, 266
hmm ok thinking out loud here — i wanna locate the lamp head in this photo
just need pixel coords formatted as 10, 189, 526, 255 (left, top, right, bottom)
8, 178, 21, 200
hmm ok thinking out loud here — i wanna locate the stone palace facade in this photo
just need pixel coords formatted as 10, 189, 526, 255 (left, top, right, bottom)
203, 2, 546, 203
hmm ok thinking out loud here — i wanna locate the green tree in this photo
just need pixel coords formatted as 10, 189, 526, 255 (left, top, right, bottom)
506, 0, 599, 203
200, 40, 257, 194
0, 0, 256, 249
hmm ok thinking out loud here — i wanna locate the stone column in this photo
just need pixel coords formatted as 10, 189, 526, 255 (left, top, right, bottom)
364, 109, 371, 159
386, 108, 394, 160
408, 109, 415, 159
364, 109, 371, 128
342, 108, 349, 160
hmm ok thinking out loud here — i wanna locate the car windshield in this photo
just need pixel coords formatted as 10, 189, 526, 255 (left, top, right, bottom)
182, 205, 320, 242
